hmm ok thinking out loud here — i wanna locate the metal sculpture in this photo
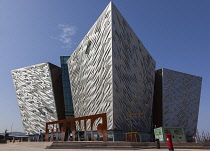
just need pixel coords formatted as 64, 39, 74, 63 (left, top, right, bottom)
45, 113, 108, 142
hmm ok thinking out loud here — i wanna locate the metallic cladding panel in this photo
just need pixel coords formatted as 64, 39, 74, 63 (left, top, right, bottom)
161, 68, 202, 137
112, 4, 156, 133
68, 2, 156, 133
11, 63, 61, 135
67, 3, 113, 130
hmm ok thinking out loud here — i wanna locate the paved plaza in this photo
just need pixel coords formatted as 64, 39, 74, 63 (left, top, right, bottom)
0, 142, 210, 151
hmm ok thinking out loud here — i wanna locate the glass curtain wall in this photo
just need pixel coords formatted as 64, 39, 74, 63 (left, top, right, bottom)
60, 56, 74, 119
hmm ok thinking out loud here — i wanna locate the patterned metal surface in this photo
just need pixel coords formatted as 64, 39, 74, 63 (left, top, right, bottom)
67, 2, 113, 130
11, 63, 63, 135
154, 68, 202, 137
67, 2, 156, 133
112, 2, 156, 133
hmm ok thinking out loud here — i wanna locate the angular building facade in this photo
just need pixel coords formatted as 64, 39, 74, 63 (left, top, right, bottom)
153, 68, 202, 139
11, 2, 203, 142
67, 2, 156, 135
12, 63, 65, 135
60, 56, 74, 119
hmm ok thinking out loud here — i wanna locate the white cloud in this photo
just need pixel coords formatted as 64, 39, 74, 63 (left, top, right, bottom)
53, 24, 77, 49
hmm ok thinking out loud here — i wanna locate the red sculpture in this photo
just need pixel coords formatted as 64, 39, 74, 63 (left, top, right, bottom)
45, 113, 108, 142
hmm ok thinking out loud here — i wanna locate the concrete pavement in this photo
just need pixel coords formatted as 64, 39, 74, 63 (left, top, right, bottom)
0, 142, 210, 151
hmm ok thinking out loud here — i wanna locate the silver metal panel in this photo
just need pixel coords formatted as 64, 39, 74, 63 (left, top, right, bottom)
11, 63, 58, 135
162, 68, 202, 137
67, 3, 113, 130
112, 4, 156, 133
68, 2, 156, 133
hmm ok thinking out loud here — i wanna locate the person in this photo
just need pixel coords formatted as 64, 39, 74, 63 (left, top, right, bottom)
69, 133, 73, 141
4, 129, 8, 140
39, 130, 42, 141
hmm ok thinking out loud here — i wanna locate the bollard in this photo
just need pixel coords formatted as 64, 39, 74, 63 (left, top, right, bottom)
166, 134, 174, 151
155, 139, 160, 149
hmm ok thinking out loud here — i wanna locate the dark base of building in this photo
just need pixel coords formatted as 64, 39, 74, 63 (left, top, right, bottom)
109, 130, 153, 142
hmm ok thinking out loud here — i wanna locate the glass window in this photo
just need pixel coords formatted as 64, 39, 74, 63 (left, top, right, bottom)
85, 40, 92, 54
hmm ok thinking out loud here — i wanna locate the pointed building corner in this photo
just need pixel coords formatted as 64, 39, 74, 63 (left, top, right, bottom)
109, 1, 113, 5
108, 1, 117, 13
107, 1, 113, 11
109, 1, 116, 12
68, 0, 156, 135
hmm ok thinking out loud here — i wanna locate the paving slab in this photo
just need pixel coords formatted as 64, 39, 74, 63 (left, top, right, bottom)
0, 142, 210, 151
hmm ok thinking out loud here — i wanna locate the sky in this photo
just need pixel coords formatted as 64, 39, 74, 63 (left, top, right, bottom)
0, 0, 210, 133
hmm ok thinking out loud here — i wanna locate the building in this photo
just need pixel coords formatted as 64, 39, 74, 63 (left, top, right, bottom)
153, 68, 202, 140
60, 56, 74, 119
11, 2, 203, 142
12, 62, 65, 135
67, 1, 156, 138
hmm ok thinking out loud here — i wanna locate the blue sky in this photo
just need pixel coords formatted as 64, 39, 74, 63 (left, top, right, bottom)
0, 0, 210, 133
